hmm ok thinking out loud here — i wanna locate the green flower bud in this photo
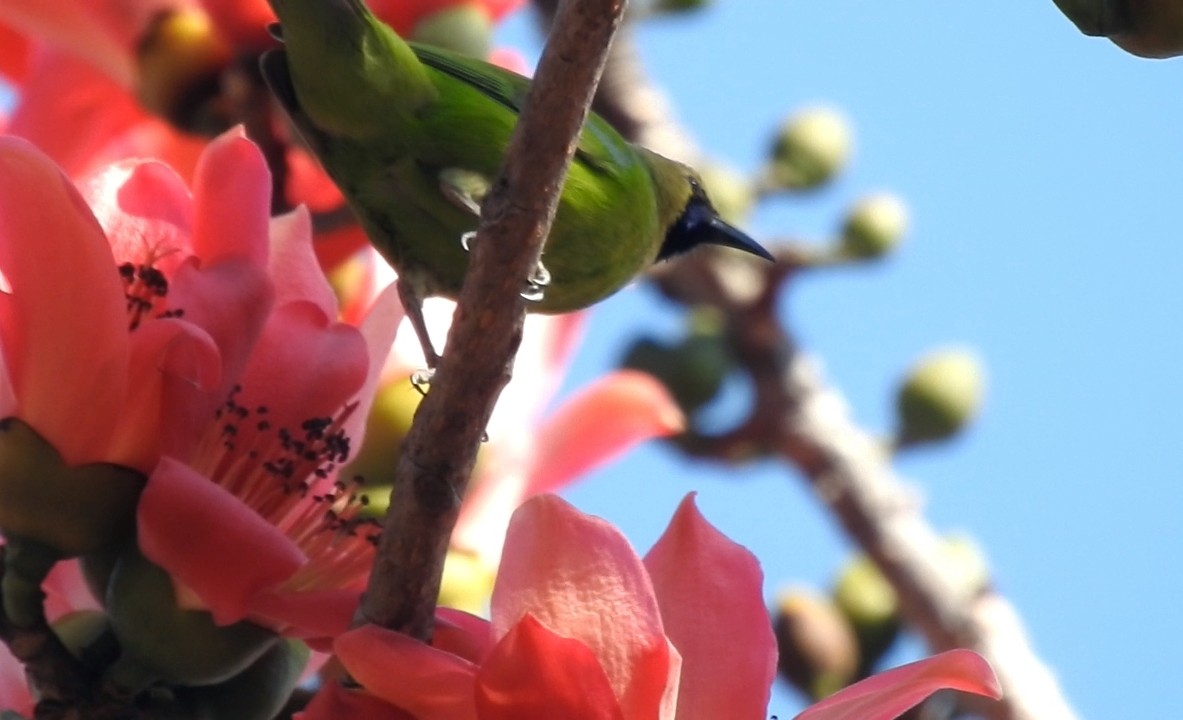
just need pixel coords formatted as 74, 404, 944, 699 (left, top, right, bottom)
838, 193, 908, 261
621, 308, 734, 415
0, 419, 144, 559
765, 107, 852, 191
894, 348, 985, 447
832, 555, 900, 672
412, 6, 494, 59
438, 548, 496, 615
136, 8, 233, 134
697, 162, 757, 226
171, 638, 310, 720
773, 587, 859, 700
106, 547, 277, 689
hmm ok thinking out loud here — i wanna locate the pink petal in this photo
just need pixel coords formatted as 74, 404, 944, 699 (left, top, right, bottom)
250, 587, 362, 644
476, 613, 624, 720
138, 457, 306, 626
335, 625, 479, 720
0, 0, 143, 85
44, 559, 101, 619
492, 495, 676, 720
340, 281, 404, 449
81, 158, 195, 276
269, 207, 338, 316
109, 317, 222, 472
190, 127, 270, 266
0, 136, 128, 465
527, 370, 684, 496
159, 256, 273, 457
0, 643, 32, 716
643, 495, 776, 720
435, 608, 495, 664
235, 301, 369, 435
794, 649, 1003, 720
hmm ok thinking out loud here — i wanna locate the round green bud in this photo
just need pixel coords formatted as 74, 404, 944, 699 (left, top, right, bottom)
894, 348, 985, 447
438, 548, 496, 615
0, 418, 145, 559
697, 163, 757, 226
170, 638, 310, 720
838, 193, 909, 260
412, 6, 494, 59
766, 106, 853, 191
106, 546, 278, 689
773, 587, 859, 701
135, 8, 233, 134
621, 309, 734, 415
831, 555, 900, 670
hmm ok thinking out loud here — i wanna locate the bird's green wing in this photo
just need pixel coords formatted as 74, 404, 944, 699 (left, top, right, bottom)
409, 43, 636, 175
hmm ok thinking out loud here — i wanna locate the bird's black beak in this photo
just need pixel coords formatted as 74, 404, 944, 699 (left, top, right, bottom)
658, 181, 775, 262
702, 215, 775, 261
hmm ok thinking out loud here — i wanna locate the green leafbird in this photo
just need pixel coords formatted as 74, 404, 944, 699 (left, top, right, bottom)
261, 0, 772, 364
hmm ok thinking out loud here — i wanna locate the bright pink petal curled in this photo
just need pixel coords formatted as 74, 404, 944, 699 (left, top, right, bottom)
138, 456, 306, 626
476, 613, 624, 720
250, 587, 362, 647
191, 127, 271, 266
527, 370, 684, 496
492, 495, 677, 720
0, 643, 32, 717
435, 608, 495, 664
335, 625, 479, 720
643, 494, 777, 720
0, 135, 128, 465
795, 649, 1002, 720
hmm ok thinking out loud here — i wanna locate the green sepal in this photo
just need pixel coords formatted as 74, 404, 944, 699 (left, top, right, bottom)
106, 546, 278, 689
0, 418, 145, 557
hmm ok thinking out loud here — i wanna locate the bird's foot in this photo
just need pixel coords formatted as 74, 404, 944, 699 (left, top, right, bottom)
521, 261, 551, 303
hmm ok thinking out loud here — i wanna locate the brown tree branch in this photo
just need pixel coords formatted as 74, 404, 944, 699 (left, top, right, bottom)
357, 0, 628, 641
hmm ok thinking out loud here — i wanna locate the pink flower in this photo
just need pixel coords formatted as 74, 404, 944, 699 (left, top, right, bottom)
0, 126, 276, 474
135, 202, 403, 645
301, 493, 777, 720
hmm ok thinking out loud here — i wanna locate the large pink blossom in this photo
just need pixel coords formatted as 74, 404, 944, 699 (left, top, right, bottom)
300, 494, 777, 720
135, 202, 402, 645
0, 127, 274, 475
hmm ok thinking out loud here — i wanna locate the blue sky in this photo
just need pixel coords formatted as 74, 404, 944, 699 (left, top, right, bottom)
499, 2, 1183, 718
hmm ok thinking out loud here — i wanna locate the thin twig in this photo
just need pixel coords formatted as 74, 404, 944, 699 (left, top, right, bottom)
358, 0, 628, 641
